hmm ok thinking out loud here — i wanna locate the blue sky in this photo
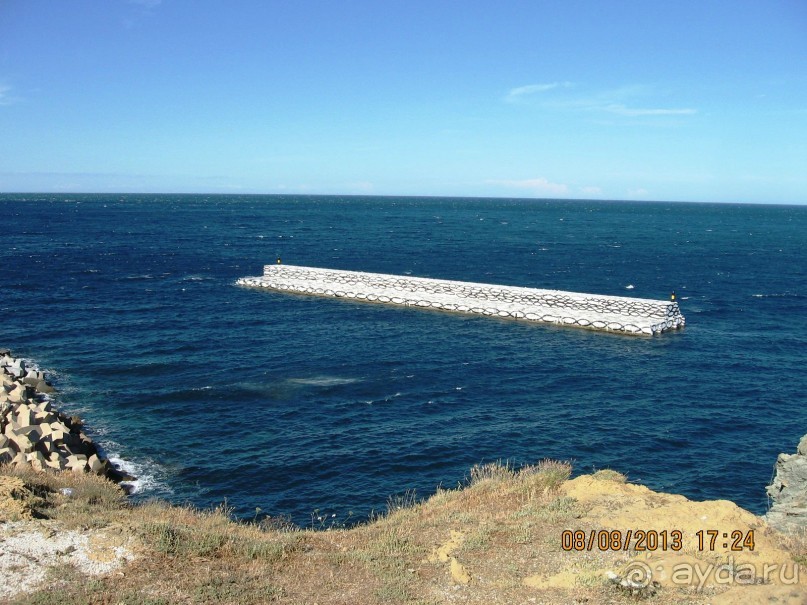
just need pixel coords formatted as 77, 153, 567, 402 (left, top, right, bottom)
1, 1, 805, 203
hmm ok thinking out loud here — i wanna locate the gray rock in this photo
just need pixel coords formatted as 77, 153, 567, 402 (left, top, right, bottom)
35, 380, 55, 394
798, 435, 807, 457
766, 433, 807, 533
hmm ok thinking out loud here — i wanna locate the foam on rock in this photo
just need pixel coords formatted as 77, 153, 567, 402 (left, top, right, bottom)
237, 265, 686, 336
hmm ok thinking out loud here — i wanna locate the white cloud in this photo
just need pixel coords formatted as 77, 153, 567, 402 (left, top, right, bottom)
506, 81, 697, 118
505, 82, 572, 103
580, 186, 602, 195
346, 181, 374, 193
0, 85, 17, 106
602, 104, 696, 117
628, 188, 649, 197
488, 178, 569, 195
124, 0, 161, 26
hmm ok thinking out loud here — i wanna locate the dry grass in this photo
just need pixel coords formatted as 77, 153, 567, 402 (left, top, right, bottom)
1, 463, 127, 526
773, 526, 807, 567
2, 461, 801, 605
591, 469, 628, 483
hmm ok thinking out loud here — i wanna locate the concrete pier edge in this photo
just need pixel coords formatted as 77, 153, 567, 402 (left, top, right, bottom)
237, 265, 685, 336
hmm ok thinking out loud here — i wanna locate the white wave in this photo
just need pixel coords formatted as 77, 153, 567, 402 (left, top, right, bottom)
181, 274, 212, 282
625, 284, 635, 290
105, 453, 170, 496
752, 293, 802, 299
365, 392, 402, 405
287, 376, 361, 387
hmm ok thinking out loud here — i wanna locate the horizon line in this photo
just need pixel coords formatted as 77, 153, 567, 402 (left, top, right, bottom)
0, 191, 804, 207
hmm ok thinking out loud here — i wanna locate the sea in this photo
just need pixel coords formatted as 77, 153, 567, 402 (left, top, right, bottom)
1, 194, 805, 527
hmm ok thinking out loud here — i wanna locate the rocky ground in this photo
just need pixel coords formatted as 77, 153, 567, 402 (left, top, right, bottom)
0, 476, 135, 601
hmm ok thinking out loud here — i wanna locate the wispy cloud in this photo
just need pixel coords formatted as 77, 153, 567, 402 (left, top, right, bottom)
602, 104, 696, 117
628, 188, 649, 197
505, 82, 572, 103
123, 0, 161, 27
488, 178, 569, 195
346, 181, 374, 193
505, 82, 696, 118
0, 85, 19, 106
580, 186, 602, 195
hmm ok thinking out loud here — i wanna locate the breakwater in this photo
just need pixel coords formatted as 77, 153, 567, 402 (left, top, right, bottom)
0, 349, 129, 483
237, 265, 685, 336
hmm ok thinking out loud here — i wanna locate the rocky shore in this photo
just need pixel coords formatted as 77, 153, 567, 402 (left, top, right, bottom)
767, 434, 807, 533
0, 349, 130, 484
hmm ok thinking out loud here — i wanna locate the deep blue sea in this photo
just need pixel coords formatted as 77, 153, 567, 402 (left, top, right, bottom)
1, 194, 805, 525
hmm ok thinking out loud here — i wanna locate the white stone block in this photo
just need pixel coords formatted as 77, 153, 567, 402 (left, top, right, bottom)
87, 453, 104, 473
45, 452, 66, 470
14, 404, 34, 427
26, 450, 47, 471
8, 387, 26, 403
66, 454, 88, 473
34, 411, 56, 424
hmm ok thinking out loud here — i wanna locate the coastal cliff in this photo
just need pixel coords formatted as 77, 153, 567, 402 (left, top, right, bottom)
767, 435, 807, 533
1, 351, 805, 604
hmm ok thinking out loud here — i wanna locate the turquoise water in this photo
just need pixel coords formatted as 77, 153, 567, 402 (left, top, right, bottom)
1, 194, 805, 525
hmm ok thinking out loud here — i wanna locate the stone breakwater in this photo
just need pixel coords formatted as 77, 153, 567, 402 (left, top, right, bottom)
237, 265, 686, 336
0, 349, 128, 483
